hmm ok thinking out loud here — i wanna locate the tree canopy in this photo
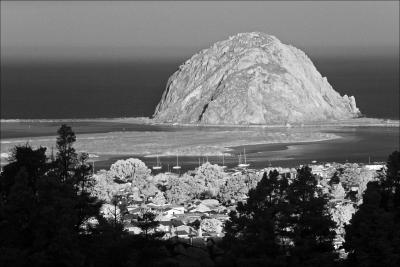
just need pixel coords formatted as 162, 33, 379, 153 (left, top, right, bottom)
0, 125, 163, 267
344, 151, 400, 267
223, 167, 337, 267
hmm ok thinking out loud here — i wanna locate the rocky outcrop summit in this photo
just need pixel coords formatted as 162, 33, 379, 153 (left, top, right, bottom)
153, 32, 360, 125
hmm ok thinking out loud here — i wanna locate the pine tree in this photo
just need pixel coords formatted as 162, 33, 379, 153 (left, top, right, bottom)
382, 151, 400, 211
0, 125, 105, 266
223, 168, 338, 267
0, 144, 47, 198
53, 125, 101, 234
223, 170, 289, 266
286, 166, 337, 267
56, 124, 77, 182
344, 151, 400, 267
136, 211, 159, 239
0, 168, 37, 266
0, 145, 86, 267
344, 182, 399, 267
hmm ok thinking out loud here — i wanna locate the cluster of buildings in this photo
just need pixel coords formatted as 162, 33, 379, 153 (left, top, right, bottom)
121, 198, 231, 242
107, 161, 385, 251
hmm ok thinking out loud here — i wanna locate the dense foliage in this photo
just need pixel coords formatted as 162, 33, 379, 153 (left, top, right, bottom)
223, 168, 338, 267
344, 151, 400, 267
0, 125, 169, 267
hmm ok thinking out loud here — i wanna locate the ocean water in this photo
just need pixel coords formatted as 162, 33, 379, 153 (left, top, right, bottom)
1, 56, 399, 120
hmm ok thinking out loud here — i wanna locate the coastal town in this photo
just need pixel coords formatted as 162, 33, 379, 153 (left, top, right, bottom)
1, 1, 398, 266
93, 157, 385, 252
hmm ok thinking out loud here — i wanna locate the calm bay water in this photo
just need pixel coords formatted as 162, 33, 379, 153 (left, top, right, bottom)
92, 126, 399, 171
0, 120, 398, 170
1, 56, 399, 120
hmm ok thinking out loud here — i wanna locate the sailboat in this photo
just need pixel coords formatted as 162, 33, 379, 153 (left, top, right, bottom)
172, 154, 181, 170
238, 148, 250, 168
221, 154, 227, 169
165, 164, 172, 175
237, 153, 242, 167
152, 155, 162, 170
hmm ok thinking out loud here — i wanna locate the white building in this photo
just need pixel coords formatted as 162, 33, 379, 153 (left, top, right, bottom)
164, 206, 185, 216
365, 164, 384, 171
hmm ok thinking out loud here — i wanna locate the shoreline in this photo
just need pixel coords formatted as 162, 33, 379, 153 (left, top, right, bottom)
1, 119, 398, 170
0, 125, 343, 167
0, 130, 341, 157
0, 136, 339, 169
1, 117, 399, 128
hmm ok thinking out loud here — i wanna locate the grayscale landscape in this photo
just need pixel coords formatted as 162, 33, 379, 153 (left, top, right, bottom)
0, 1, 399, 267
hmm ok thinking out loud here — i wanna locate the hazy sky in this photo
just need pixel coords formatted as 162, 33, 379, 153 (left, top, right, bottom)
2, 1, 399, 62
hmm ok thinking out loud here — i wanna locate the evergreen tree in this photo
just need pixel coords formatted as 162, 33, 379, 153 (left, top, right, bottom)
0, 145, 86, 267
223, 168, 337, 267
223, 170, 289, 266
0, 125, 105, 267
286, 166, 337, 267
55, 124, 77, 182
0, 144, 47, 198
136, 211, 159, 239
344, 151, 400, 267
381, 151, 400, 211
344, 182, 399, 267
0, 168, 37, 266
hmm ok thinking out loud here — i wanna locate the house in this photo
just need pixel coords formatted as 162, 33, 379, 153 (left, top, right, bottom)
210, 214, 230, 222
311, 165, 328, 178
129, 199, 144, 205
350, 186, 359, 192
164, 206, 185, 216
174, 225, 196, 238
155, 213, 173, 222
365, 164, 384, 171
123, 213, 136, 222
126, 207, 142, 215
189, 203, 211, 213
157, 221, 174, 233
201, 199, 220, 208
126, 205, 140, 212
125, 225, 142, 234
174, 213, 203, 223
175, 230, 190, 238
147, 203, 171, 211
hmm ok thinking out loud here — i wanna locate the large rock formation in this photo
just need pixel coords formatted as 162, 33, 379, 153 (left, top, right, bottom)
153, 32, 360, 125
